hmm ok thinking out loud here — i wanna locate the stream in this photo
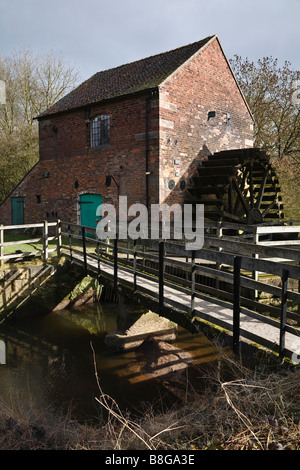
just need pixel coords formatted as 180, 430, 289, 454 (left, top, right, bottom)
0, 302, 220, 422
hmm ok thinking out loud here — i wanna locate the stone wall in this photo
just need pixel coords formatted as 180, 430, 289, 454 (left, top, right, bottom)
0, 265, 54, 320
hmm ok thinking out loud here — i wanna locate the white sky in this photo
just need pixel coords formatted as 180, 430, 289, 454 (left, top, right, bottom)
0, 0, 299, 83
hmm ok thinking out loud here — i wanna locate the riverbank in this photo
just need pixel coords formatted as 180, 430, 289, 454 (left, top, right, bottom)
1, 349, 299, 451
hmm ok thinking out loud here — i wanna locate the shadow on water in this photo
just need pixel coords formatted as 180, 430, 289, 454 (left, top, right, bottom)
0, 302, 223, 422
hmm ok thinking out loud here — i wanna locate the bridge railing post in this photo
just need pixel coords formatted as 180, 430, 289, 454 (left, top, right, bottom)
56, 219, 62, 257
133, 239, 137, 292
279, 269, 289, 359
114, 236, 118, 293
252, 227, 259, 299
43, 220, 49, 263
68, 225, 73, 262
96, 241, 101, 277
159, 241, 164, 311
233, 255, 241, 355
81, 226, 87, 275
190, 250, 195, 315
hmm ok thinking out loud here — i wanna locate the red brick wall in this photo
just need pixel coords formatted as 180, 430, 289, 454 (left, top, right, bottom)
0, 93, 160, 225
158, 37, 254, 205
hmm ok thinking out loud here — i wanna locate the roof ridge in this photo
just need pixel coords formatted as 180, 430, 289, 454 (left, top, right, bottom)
92, 35, 215, 77
37, 35, 215, 118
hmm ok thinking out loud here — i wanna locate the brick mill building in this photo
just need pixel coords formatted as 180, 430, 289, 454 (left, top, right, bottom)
0, 35, 255, 228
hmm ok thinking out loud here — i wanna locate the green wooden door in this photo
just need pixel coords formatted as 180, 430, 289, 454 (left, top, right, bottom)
80, 194, 102, 231
11, 197, 24, 225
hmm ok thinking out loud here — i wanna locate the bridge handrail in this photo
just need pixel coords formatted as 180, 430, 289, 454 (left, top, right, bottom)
0, 220, 61, 264
61, 221, 300, 353
2, 219, 300, 358
60, 220, 300, 278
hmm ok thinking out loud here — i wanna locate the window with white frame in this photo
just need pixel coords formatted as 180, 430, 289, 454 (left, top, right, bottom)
91, 115, 110, 147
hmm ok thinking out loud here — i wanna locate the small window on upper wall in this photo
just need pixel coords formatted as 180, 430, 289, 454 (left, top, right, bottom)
91, 115, 110, 147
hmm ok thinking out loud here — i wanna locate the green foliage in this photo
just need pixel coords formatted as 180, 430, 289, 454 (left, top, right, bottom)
0, 49, 79, 203
231, 55, 300, 161
230, 55, 300, 219
69, 275, 103, 304
273, 157, 300, 219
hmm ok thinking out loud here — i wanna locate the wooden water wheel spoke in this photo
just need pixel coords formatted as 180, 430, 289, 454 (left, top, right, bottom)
254, 172, 268, 210
249, 163, 254, 208
228, 182, 233, 213
184, 148, 283, 225
222, 211, 246, 223
239, 168, 248, 192
232, 177, 250, 215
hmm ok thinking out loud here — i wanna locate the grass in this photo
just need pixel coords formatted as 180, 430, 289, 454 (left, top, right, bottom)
3, 233, 57, 254
2, 233, 99, 258
0, 345, 300, 450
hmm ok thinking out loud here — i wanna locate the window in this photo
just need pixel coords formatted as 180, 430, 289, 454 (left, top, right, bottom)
91, 115, 110, 147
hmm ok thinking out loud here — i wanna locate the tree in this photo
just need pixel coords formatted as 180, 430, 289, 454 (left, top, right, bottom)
0, 49, 79, 202
230, 55, 300, 161
230, 56, 300, 219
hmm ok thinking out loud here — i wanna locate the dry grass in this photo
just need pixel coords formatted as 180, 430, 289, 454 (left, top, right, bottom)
1, 345, 300, 450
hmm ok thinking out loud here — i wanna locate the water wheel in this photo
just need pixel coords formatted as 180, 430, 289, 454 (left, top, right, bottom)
185, 148, 283, 224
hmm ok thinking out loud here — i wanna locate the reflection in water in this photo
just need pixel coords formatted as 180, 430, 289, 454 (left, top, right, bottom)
0, 302, 221, 421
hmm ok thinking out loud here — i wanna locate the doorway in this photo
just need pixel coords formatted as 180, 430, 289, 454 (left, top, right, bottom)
79, 193, 102, 230
11, 197, 24, 225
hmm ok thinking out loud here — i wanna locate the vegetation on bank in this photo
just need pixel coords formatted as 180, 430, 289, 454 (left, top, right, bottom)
0, 348, 299, 451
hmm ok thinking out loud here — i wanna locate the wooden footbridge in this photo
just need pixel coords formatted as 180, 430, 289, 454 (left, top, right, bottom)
61, 220, 300, 362
1, 220, 300, 362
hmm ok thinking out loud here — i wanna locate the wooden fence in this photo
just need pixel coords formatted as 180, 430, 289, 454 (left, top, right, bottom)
61, 221, 300, 358
1, 219, 300, 358
0, 220, 61, 265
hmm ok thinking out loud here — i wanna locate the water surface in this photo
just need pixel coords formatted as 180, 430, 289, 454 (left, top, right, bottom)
0, 302, 219, 421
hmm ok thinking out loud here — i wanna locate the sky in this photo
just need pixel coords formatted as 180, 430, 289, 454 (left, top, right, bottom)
0, 0, 299, 84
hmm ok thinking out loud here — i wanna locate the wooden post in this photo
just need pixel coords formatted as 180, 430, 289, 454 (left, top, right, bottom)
0, 225, 4, 267
159, 241, 164, 311
43, 220, 49, 263
113, 236, 118, 294
233, 256, 241, 355
191, 250, 195, 315
97, 241, 101, 277
105, 236, 109, 254
279, 269, 289, 359
216, 221, 223, 240
216, 222, 222, 288
133, 239, 137, 292
253, 227, 259, 299
56, 219, 62, 257
68, 225, 73, 262
81, 226, 87, 275
142, 244, 146, 268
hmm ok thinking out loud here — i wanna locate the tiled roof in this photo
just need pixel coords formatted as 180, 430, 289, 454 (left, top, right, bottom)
38, 36, 214, 118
